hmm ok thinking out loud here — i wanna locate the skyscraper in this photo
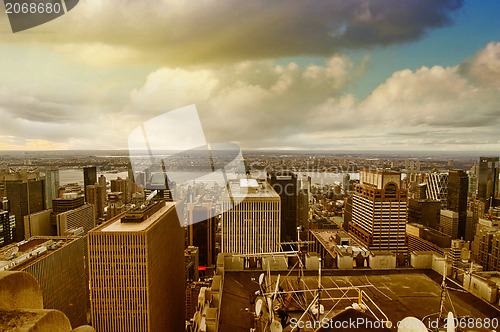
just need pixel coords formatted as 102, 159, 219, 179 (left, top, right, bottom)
446, 170, 469, 239
83, 166, 97, 202
5, 173, 46, 242
186, 203, 217, 267
349, 169, 407, 260
267, 171, 298, 246
44, 169, 59, 209
221, 179, 280, 254
110, 177, 132, 204
88, 200, 185, 331
86, 183, 106, 220
477, 157, 499, 204
425, 171, 448, 208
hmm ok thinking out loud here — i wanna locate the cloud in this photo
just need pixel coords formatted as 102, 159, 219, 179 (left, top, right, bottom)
121, 55, 358, 145
0, 0, 463, 65
121, 41, 500, 151
464, 42, 500, 86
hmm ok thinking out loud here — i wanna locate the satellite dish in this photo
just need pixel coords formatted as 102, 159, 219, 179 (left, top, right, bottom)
352, 303, 361, 311
311, 304, 324, 315
397, 317, 427, 332
259, 273, 265, 286
255, 299, 263, 317
447, 312, 456, 332
270, 320, 283, 332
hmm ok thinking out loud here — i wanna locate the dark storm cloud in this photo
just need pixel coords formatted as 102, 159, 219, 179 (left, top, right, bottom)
1, 0, 463, 65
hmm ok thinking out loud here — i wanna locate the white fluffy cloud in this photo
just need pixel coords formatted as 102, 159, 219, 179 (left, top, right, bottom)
1, 40, 499, 151
120, 42, 500, 150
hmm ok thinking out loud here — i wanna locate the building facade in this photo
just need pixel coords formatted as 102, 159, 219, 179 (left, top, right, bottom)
0, 236, 88, 327
6, 177, 46, 242
44, 169, 59, 209
477, 157, 499, 203
88, 200, 185, 332
186, 203, 217, 267
425, 172, 448, 208
447, 170, 469, 239
349, 169, 408, 259
221, 179, 280, 254
83, 166, 97, 202
267, 171, 298, 245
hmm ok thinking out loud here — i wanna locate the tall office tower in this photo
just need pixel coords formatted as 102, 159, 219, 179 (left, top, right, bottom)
477, 157, 499, 204
0, 236, 88, 327
83, 166, 97, 202
186, 203, 217, 267
349, 169, 408, 260
467, 169, 478, 197
267, 171, 298, 246
425, 171, 448, 208
86, 183, 106, 220
221, 179, 280, 254
447, 170, 469, 239
111, 177, 131, 203
5, 175, 46, 242
44, 169, 59, 209
88, 200, 185, 331
407, 198, 441, 230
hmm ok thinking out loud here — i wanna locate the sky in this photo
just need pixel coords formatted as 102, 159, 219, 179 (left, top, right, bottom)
0, 0, 499, 152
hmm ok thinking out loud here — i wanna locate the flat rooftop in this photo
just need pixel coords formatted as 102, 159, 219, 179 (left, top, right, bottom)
227, 179, 280, 199
96, 201, 176, 233
219, 270, 500, 331
0, 237, 78, 271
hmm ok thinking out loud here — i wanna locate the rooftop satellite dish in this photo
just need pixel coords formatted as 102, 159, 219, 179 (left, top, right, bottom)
397, 317, 427, 332
255, 299, 263, 317
270, 319, 283, 332
447, 312, 456, 332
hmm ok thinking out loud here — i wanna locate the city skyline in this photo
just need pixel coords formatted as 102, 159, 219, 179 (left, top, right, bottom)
0, 1, 498, 151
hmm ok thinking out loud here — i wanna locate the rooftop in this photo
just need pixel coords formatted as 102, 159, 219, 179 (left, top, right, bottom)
228, 179, 279, 199
0, 237, 78, 272
220, 270, 499, 331
95, 201, 177, 233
